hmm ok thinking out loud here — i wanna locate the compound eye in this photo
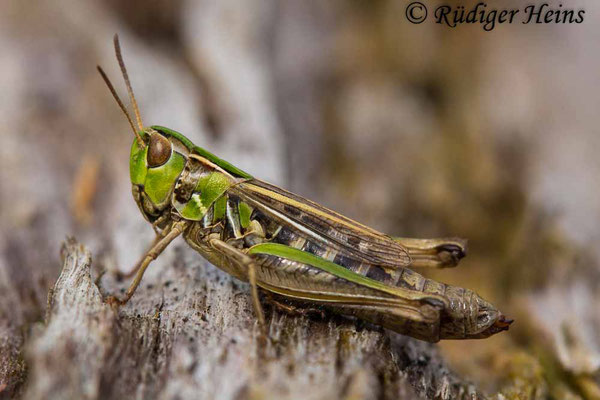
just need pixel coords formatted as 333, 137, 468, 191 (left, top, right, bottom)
147, 132, 172, 167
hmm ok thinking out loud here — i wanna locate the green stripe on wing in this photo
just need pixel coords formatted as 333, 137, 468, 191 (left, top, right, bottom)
248, 243, 447, 306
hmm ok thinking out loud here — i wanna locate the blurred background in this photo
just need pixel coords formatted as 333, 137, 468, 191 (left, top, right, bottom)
1, 0, 599, 398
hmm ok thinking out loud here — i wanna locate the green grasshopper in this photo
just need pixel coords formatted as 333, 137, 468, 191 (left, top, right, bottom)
97, 35, 512, 342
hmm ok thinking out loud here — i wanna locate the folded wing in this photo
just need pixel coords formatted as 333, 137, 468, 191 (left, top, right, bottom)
233, 180, 412, 271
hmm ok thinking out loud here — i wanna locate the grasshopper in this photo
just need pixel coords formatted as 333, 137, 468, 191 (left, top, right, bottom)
97, 35, 512, 342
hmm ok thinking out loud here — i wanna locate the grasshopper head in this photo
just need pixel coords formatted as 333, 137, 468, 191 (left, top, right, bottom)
129, 128, 187, 222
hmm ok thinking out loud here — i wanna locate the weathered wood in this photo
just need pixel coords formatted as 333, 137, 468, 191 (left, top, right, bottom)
13, 238, 484, 400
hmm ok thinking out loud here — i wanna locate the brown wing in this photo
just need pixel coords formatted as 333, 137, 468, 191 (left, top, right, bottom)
231, 179, 411, 270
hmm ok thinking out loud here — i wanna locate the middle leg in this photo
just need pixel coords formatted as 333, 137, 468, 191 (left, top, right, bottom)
208, 238, 266, 329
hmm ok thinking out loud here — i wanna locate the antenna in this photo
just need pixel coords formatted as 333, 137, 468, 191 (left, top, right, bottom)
113, 34, 144, 132
97, 66, 145, 146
